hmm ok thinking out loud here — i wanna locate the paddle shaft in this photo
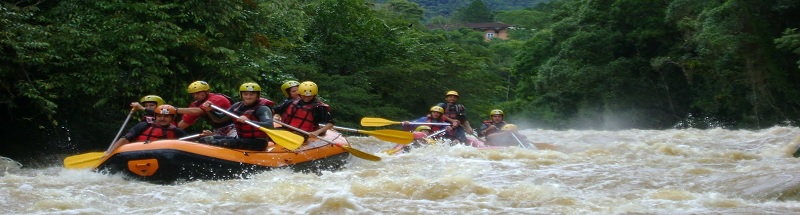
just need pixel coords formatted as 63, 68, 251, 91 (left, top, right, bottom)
105, 109, 135, 153
427, 129, 447, 138
210, 105, 264, 132
275, 121, 380, 161
277, 121, 331, 144
510, 132, 536, 149
407, 122, 451, 126
361, 117, 450, 127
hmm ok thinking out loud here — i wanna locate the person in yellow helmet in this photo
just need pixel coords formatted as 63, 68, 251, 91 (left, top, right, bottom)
201, 82, 276, 150
280, 80, 301, 101
179, 81, 237, 137
273, 81, 334, 138
273, 80, 301, 121
479, 109, 508, 137
130, 95, 165, 124
437, 90, 474, 143
400, 106, 451, 135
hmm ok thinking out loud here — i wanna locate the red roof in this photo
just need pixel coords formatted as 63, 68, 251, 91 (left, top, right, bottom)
426, 22, 512, 31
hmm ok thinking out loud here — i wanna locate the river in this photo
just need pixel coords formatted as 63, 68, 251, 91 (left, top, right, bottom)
2, 127, 800, 214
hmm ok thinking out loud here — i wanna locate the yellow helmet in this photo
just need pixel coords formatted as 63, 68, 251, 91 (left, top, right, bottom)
155, 104, 177, 115
502, 124, 518, 132
187, 81, 210, 93
429, 106, 444, 114
489, 109, 504, 116
298, 81, 318, 96
415, 125, 432, 132
445, 90, 459, 97
140, 95, 165, 106
280, 81, 300, 97
239, 82, 261, 92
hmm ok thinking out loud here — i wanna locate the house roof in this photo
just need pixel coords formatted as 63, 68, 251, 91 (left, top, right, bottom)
426, 22, 512, 31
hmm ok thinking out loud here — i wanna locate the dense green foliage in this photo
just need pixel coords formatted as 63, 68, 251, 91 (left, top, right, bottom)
512, 0, 800, 129
383, 0, 547, 18
1, 0, 800, 162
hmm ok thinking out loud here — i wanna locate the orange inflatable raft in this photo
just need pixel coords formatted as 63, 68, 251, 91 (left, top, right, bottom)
94, 130, 350, 183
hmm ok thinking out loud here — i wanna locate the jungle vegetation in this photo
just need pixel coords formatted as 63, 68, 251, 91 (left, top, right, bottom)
2, 0, 799, 159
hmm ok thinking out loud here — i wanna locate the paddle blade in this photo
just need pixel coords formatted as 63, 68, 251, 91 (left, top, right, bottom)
359, 129, 414, 145
360, 117, 400, 127
260, 127, 304, 150
381, 147, 404, 155
63, 152, 105, 169
338, 144, 381, 161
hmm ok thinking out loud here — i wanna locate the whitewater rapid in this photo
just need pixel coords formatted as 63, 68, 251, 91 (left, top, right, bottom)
2, 127, 800, 214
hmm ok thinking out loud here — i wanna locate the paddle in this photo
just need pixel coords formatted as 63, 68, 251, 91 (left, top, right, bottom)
272, 120, 381, 161
427, 129, 448, 138
209, 105, 303, 151
329, 125, 414, 145
510, 132, 535, 149
360, 117, 450, 127
63, 134, 202, 169
104, 109, 136, 153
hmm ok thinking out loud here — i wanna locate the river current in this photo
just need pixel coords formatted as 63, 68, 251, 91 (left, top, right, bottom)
2, 127, 800, 214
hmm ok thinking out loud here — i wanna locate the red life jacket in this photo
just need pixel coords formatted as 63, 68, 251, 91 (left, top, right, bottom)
426, 117, 446, 132
281, 99, 330, 132
135, 124, 178, 142
231, 98, 273, 138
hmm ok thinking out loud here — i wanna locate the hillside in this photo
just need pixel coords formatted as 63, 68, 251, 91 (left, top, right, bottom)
374, 0, 551, 19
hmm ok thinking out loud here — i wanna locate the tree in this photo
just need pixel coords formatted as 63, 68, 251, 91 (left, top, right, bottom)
453, 0, 494, 23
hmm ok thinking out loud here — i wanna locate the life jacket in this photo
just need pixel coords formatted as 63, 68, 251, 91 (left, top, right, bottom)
438, 102, 465, 121
482, 120, 507, 136
191, 93, 236, 128
281, 99, 330, 132
425, 116, 446, 132
135, 123, 178, 142
231, 98, 275, 138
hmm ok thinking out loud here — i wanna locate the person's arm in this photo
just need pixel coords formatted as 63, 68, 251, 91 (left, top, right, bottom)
464, 120, 474, 135
131, 102, 145, 111
174, 128, 189, 138
310, 106, 333, 136
479, 123, 494, 137
312, 123, 334, 137
177, 107, 203, 115
248, 106, 274, 128
442, 115, 460, 127
203, 102, 233, 123
272, 99, 290, 121
179, 104, 200, 129
107, 122, 147, 153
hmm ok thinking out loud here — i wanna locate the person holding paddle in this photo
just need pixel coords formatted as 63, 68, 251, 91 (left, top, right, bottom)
179, 81, 237, 137
109, 105, 189, 149
401, 106, 450, 134
273, 81, 334, 139
478, 109, 508, 137
438, 90, 474, 144
130, 95, 165, 124
199, 82, 276, 151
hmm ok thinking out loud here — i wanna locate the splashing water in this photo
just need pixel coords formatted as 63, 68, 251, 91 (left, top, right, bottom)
2, 127, 800, 214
